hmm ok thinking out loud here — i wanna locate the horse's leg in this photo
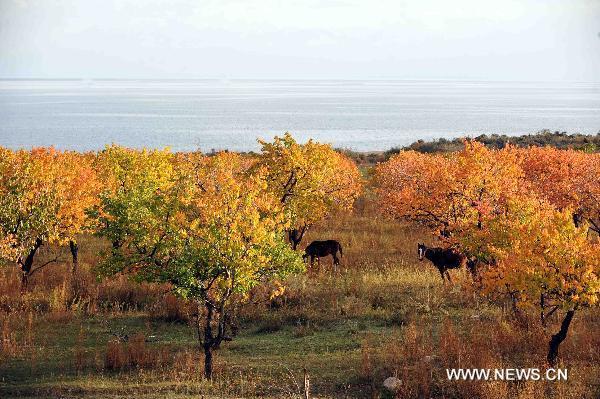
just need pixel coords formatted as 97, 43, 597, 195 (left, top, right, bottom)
446, 270, 452, 284
307, 255, 314, 272
332, 253, 340, 273
438, 267, 446, 284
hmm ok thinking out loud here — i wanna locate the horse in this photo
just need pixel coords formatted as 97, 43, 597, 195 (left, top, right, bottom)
417, 243, 466, 283
303, 240, 343, 271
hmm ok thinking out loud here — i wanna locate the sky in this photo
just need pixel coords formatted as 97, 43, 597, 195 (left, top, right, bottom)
0, 0, 599, 81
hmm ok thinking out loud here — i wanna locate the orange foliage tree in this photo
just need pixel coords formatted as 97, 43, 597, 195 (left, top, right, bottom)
55, 151, 102, 272
375, 141, 522, 240
374, 142, 600, 365
0, 148, 100, 288
518, 146, 600, 234
374, 150, 456, 233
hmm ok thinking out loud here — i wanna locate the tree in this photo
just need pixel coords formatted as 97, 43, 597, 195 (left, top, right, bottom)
576, 154, 600, 233
0, 148, 99, 288
518, 146, 600, 233
375, 143, 600, 365
456, 198, 599, 365
374, 141, 522, 240
374, 149, 457, 235
92, 147, 303, 379
55, 151, 101, 273
255, 133, 362, 249
0, 148, 56, 287
518, 146, 584, 210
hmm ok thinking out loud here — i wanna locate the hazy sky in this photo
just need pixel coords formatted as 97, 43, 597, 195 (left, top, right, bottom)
1, 0, 599, 81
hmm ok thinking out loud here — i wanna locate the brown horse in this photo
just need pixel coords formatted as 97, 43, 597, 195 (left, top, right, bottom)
417, 243, 466, 283
303, 240, 343, 271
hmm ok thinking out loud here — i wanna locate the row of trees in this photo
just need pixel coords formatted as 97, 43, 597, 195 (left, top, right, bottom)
8, 134, 596, 370
374, 142, 600, 365
0, 133, 362, 378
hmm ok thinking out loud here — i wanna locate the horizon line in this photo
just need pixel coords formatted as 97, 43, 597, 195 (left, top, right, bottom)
1, 77, 600, 84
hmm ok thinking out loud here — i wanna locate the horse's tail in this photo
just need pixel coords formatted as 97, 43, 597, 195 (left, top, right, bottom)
338, 242, 343, 257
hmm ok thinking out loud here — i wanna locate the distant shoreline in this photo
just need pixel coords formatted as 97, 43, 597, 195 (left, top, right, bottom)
338, 130, 600, 165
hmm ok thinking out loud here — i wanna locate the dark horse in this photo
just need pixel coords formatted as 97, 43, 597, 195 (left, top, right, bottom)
417, 243, 467, 283
303, 240, 343, 270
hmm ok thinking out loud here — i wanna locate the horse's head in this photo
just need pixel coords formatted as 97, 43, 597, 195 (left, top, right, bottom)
302, 252, 309, 263
417, 243, 426, 261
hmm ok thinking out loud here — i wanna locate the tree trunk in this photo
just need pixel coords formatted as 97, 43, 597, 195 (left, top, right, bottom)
197, 293, 232, 380
540, 294, 546, 327
203, 303, 215, 380
204, 345, 213, 380
20, 273, 29, 293
288, 229, 300, 250
19, 238, 43, 292
288, 225, 308, 250
69, 240, 79, 274
507, 289, 528, 328
572, 212, 583, 228
547, 309, 575, 367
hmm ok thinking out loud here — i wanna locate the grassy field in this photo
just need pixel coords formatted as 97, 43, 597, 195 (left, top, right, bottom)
1, 200, 599, 398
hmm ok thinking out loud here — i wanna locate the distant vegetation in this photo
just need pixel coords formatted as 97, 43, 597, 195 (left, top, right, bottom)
340, 130, 600, 165
393, 130, 600, 154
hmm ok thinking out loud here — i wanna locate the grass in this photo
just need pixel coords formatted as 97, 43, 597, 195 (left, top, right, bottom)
1, 310, 389, 397
1, 202, 599, 398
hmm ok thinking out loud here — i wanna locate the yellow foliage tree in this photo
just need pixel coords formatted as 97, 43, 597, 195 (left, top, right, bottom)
92, 147, 303, 379
456, 197, 600, 365
255, 133, 362, 249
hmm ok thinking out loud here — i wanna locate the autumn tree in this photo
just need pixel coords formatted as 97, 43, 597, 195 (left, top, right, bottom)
456, 197, 599, 365
255, 133, 362, 249
55, 151, 101, 273
374, 141, 522, 241
375, 143, 600, 365
0, 148, 50, 287
518, 146, 600, 234
0, 148, 99, 288
374, 150, 457, 235
577, 154, 600, 233
92, 147, 303, 379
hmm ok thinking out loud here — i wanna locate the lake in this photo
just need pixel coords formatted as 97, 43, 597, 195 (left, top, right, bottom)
1, 79, 599, 152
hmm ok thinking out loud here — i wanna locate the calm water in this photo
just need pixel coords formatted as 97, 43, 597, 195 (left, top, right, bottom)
1, 79, 599, 152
